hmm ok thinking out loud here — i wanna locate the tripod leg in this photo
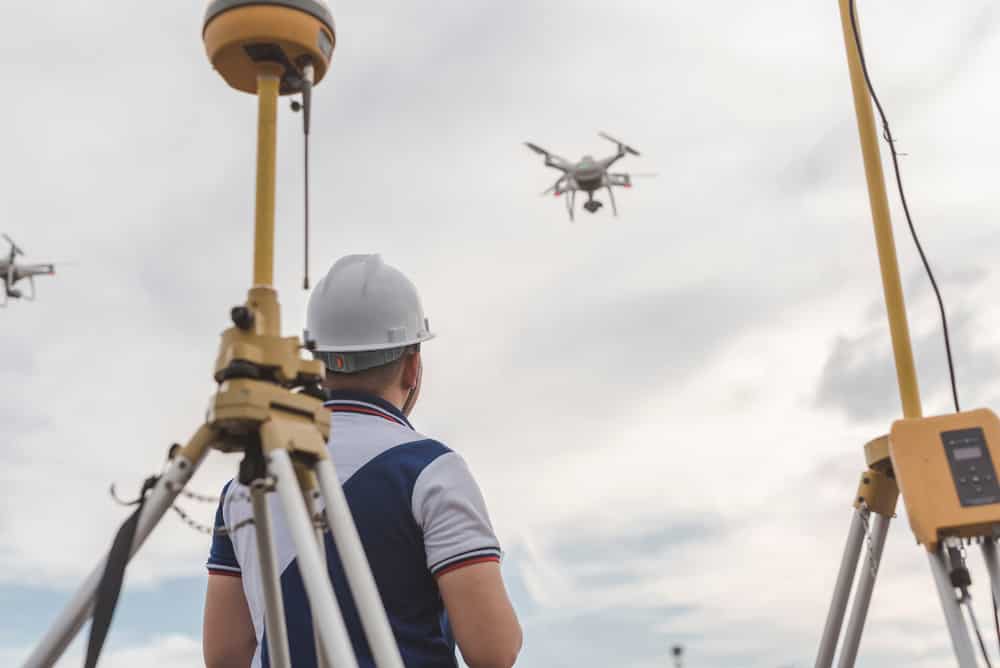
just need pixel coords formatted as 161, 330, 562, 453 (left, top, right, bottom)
816, 508, 868, 668
316, 458, 406, 668
981, 540, 1000, 606
836, 512, 890, 668
928, 546, 979, 667
251, 481, 292, 668
22, 425, 215, 668
268, 449, 358, 668
304, 479, 331, 668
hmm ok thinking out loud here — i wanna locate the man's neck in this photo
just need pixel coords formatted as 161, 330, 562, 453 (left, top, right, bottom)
323, 382, 405, 412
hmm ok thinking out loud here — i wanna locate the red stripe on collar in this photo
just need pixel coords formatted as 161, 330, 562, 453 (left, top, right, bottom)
325, 404, 405, 425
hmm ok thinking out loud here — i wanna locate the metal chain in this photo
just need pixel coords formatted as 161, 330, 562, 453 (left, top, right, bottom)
170, 504, 255, 536
859, 503, 880, 579
308, 489, 329, 532
167, 477, 272, 537
163, 476, 329, 536
177, 488, 222, 504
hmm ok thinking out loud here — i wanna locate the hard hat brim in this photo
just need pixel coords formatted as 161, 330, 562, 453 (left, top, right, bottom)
310, 331, 435, 353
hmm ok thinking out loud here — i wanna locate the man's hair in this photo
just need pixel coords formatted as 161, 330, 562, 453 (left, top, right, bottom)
323, 345, 418, 395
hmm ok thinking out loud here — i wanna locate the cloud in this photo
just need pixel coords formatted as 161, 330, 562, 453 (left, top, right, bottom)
815, 267, 1000, 422
23, 634, 203, 668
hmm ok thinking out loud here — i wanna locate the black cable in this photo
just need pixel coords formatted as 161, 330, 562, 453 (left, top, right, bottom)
994, 590, 1000, 657
304, 125, 310, 290
293, 63, 313, 291
847, 0, 961, 414
964, 594, 995, 668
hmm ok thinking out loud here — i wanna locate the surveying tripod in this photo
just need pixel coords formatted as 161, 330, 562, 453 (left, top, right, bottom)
22, 2, 405, 667
816, 1, 1000, 666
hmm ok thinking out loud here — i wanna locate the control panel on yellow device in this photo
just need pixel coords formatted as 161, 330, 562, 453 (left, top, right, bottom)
890, 408, 1000, 550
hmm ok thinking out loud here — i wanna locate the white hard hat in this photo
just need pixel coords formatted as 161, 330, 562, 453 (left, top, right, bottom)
305, 254, 434, 372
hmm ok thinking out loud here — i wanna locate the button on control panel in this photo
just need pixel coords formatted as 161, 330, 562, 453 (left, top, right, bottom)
943, 427, 1000, 507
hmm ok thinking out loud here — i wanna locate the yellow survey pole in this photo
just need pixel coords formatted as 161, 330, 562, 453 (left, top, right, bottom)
836, 0, 922, 419
253, 65, 282, 288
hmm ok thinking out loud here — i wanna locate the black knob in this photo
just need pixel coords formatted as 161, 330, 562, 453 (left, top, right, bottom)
231, 305, 255, 331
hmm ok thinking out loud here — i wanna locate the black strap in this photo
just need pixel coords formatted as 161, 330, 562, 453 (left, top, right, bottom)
84, 477, 157, 668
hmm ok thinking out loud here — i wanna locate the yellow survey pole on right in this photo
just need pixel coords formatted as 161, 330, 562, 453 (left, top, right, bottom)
836, 0, 922, 420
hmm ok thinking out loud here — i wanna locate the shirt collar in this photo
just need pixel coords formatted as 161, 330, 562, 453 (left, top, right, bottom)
323, 389, 413, 429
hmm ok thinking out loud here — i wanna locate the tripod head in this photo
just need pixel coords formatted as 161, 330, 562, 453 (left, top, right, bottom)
203, 0, 334, 95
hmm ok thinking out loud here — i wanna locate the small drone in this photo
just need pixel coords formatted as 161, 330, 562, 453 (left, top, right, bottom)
525, 132, 648, 221
1, 234, 55, 306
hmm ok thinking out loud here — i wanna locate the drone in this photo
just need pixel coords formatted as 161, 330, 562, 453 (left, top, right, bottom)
525, 132, 648, 221
1, 234, 55, 306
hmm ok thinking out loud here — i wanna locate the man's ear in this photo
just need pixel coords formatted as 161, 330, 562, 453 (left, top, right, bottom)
401, 350, 421, 390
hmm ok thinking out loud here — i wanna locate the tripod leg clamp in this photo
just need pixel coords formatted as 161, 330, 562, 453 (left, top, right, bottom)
854, 468, 899, 518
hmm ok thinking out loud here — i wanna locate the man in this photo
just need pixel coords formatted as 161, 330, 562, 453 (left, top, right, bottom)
203, 254, 522, 668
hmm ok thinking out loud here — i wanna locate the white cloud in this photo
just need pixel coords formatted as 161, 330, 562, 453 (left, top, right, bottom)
2, 634, 201, 668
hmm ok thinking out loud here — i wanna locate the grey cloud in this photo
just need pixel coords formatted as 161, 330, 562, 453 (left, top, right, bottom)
814, 328, 901, 421
815, 268, 1000, 421
517, 605, 692, 668
500, 516, 720, 666
779, 1, 1000, 197
549, 516, 724, 567
510, 278, 805, 402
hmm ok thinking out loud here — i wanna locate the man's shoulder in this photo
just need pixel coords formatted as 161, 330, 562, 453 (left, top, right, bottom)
362, 435, 454, 477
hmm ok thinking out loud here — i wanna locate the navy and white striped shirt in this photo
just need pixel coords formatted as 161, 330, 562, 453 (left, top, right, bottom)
207, 391, 501, 667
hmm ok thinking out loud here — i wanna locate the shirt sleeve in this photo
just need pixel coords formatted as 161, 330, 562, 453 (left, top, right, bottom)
411, 451, 502, 578
206, 480, 241, 577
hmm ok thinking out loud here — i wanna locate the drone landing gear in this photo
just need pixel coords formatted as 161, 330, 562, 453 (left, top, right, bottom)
2, 284, 23, 307
4, 278, 35, 302
606, 185, 618, 217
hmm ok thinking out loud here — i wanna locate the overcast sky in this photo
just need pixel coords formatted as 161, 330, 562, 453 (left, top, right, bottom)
3, 1, 1000, 666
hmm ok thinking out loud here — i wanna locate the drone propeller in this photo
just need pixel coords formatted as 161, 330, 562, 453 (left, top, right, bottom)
598, 132, 640, 156
2, 234, 24, 256
524, 141, 550, 156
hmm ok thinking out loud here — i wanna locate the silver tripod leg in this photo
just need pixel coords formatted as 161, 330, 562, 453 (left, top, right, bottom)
928, 545, 978, 667
316, 458, 405, 668
305, 484, 331, 668
980, 540, 1000, 610
836, 512, 890, 668
268, 449, 359, 668
251, 480, 292, 668
22, 435, 211, 668
816, 508, 868, 668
